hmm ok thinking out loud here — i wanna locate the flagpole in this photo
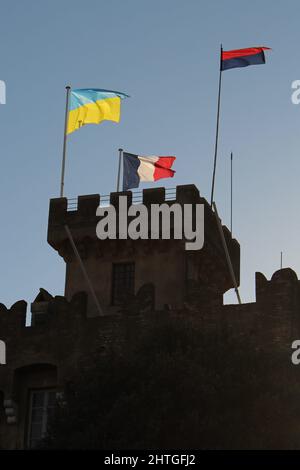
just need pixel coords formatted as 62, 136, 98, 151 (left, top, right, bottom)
117, 148, 123, 192
60, 85, 71, 197
230, 151, 233, 235
64, 225, 103, 316
213, 202, 242, 304
210, 44, 223, 206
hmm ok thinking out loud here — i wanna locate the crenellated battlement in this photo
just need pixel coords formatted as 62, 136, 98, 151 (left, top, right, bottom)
0, 292, 87, 340
256, 268, 300, 309
48, 185, 239, 248
1, 269, 300, 387
2, 268, 299, 337
0, 301, 27, 335
47, 185, 240, 315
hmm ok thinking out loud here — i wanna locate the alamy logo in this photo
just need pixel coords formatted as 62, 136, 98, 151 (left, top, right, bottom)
0, 80, 6, 104
0, 340, 6, 365
96, 196, 204, 251
291, 340, 300, 365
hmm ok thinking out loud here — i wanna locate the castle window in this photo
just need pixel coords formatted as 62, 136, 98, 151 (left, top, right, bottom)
112, 262, 135, 305
27, 389, 56, 449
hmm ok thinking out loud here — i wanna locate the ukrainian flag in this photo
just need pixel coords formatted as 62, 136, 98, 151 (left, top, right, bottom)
67, 88, 129, 134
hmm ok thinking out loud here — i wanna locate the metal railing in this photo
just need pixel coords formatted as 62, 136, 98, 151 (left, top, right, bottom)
67, 198, 79, 211
67, 187, 177, 212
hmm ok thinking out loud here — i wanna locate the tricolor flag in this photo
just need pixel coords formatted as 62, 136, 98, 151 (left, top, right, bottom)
67, 88, 129, 134
221, 46, 271, 71
123, 153, 176, 191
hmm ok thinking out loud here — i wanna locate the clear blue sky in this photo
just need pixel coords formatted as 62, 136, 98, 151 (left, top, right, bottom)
0, 0, 299, 310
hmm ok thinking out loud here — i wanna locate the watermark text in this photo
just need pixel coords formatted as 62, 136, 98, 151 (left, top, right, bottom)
96, 196, 204, 251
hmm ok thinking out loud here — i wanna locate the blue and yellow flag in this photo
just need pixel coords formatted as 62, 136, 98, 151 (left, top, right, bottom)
67, 88, 129, 134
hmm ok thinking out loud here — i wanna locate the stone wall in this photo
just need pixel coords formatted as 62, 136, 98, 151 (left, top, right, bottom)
1, 267, 300, 448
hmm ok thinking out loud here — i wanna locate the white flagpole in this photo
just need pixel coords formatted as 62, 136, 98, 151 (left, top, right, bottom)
210, 44, 223, 206
60, 85, 71, 197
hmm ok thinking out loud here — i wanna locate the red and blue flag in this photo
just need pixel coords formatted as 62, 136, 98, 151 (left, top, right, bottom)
221, 46, 271, 71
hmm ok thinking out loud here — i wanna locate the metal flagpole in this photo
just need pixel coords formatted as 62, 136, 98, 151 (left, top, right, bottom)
280, 251, 283, 269
213, 202, 242, 304
230, 152, 233, 235
210, 44, 223, 206
117, 148, 123, 192
60, 85, 71, 197
64, 225, 103, 316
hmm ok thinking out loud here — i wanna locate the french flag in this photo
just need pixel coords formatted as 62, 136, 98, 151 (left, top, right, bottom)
221, 46, 271, 71
123, 152, 176, 191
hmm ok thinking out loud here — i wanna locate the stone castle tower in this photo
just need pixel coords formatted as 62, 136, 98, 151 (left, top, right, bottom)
47, 184, 240, 316
0, 184, 298, 449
